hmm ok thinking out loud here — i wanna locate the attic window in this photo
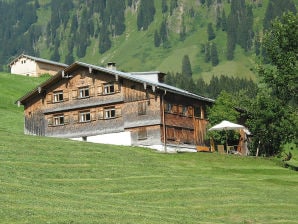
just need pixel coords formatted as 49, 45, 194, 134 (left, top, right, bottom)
79, 87, 90, 98
104, 83, 115, 94
53, 91, 63, 102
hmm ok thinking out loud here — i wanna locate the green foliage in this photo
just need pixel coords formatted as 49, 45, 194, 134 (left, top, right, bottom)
181, 55, 192, 77
0, 0, 297, 78
263, 0, 297, 31
211, 43, 219, 66
137, 0, 156, 30
247, 12, 298, 156
243, 89, 297, 156
207, 91, 240, 146
207, 23, 216, 41
166, 73, 258, 99
226, 0, 254, 57
261, 12, 298, 104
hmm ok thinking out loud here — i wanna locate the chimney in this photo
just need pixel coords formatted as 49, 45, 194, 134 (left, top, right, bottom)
107, 62, 116, 70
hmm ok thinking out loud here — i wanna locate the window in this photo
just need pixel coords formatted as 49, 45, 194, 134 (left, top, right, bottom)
104, 107, 116, 119
53, 91, 63, 102
79, 87, 90, 98
182, 106, 188, 116
104, 83, 115, 94
138, 102, 146, 115
165, 103, 172, 113
79, 111, 91, 122
53, 115, 64, 126
194, 106, 202, 118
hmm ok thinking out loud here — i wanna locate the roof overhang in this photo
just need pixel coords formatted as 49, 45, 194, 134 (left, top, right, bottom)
16, 61, 214, 106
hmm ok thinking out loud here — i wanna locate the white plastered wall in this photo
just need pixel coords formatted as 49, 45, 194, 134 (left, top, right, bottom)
71, 131, 132, 146
10, 57, 37, 77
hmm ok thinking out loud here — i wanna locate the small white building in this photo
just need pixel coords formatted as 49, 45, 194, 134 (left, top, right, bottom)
9, 54, 68, 77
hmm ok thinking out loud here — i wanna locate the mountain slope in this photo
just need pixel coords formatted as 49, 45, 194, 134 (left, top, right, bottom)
1, 0, 297, 82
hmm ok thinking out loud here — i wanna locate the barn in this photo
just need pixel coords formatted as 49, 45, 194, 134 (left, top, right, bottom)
9, 54, 68, 77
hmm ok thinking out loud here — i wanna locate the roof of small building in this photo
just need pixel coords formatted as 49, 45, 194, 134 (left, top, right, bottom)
9, 54, 68, 68
16, 61, 214, 105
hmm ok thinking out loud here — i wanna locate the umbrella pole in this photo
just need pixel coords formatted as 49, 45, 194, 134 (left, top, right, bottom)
226, 130, 228, 154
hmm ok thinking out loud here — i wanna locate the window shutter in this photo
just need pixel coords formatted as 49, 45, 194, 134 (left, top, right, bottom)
64, 90, 69, 101
114, 82, 120, 92
98, 109, 104, 120
116, 106, 122, 118
73, 112, 79, 123
72, 89, 78, 99
188, 106, 193, 117
91, 109, 96, 121
47, 117, 53, 126
90, 86, 95, 97
64, 114, 69, 124
97, 85, 103, 95
46, 93, 52, 104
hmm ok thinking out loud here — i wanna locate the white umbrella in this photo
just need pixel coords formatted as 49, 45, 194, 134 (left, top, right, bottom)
209, 120, 245, 154
209, 120, 244, 131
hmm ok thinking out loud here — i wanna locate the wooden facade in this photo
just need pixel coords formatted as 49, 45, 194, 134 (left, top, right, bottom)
17, 62, 214, 151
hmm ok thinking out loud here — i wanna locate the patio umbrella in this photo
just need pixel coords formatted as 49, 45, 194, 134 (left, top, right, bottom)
209, 120, 245, 154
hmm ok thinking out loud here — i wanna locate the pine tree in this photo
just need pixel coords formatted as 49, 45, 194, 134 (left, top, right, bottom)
65, 53, 74, 65
207, 23, 216, 41
221, 9, 227, 31
226, 33, 235, 60
211, 43, 219, 66
137, 0, 155, 30
159, 19, 168, 45
154, 30, 161, 47
182, 55, 192, 77
204, 43, 211, 63
162, 0, 168, 13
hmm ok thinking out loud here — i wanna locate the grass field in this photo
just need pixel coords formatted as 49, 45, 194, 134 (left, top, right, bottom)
0, 73, 297, 223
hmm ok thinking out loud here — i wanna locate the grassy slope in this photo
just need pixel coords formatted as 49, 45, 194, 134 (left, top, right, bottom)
0, 73, 298, 223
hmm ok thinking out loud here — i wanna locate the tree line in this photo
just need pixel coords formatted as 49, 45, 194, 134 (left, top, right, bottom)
208, 12, 297, 157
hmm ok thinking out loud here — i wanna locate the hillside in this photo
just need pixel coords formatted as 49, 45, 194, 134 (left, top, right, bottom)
0, 0, 297, 83
1, 73, 298, 223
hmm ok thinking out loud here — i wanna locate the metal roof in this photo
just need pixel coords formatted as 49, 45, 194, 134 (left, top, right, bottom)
16, 61, 214, 105
9, 54, 68, 68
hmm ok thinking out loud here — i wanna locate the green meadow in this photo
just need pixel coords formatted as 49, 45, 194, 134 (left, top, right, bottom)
0, 73, 297, 223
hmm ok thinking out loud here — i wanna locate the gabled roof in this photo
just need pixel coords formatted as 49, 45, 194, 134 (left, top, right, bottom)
9, 54, 68, 68
16, 61, 214, 105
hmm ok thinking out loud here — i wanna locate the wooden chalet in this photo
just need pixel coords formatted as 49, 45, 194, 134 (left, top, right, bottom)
16, 62, 214, 152
9, 54, 68, 77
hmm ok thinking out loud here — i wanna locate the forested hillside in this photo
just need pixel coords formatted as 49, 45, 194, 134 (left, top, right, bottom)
0, 0, 296, 83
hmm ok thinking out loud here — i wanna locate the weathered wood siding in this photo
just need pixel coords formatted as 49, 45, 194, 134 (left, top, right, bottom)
162, 93, 209, 146
36, 62, 65, 76
127, 125, 162, 146
22, 66, 211, 147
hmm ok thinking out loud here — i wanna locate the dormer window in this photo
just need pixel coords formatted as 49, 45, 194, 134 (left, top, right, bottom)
79, 87, 90, 98
53, 91, 63, 103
